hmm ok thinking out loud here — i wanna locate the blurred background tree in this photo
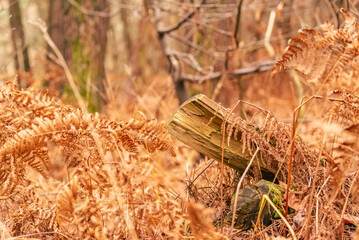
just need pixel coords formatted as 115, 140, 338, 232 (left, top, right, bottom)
47, 0, 110, 112
8, 0, 30, 88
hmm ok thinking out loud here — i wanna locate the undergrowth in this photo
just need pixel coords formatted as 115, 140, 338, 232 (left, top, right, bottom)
2, 8, 359, 240
183, 8, 359, 239
0, 81, 226, 239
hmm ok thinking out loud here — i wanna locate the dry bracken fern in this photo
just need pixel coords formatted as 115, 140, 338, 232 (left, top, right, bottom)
272, 9, 359, 83
218, 105, 315, 187
0, 81, 215, 239
0, 81, 175, 196
271, 10, 359, 238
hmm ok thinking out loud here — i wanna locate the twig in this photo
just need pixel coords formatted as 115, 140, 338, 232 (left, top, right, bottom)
66, 0, 118, 17
174, 159, 216, 201
233, 0, 243, 47
169, 51, 211, 75
168, 33, 212, 56
284, 95, 321, 236
188, 18, 232, 36
336, 171, 358, 228
264, 9, 276, 57
7, 231, 71, 239
315, 176, 331, 234
220, 114, 226, 229
158, 0, 205, 36
252, 195, 297, 240
116, 193, 139, 240
181, 60, 276, 83
150, 0, 206, 104
158, 11, 196, 35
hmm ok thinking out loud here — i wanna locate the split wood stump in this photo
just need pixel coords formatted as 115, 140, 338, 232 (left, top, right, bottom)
166, 94, 276, 181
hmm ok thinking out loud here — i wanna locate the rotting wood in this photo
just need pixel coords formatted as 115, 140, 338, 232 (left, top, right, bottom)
166, 94, 276, 181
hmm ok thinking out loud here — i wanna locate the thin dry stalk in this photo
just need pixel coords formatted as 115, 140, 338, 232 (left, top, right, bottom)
285, 96, 319, 222
253, 195, 297, 240
300, 115, 332, 238
337, 171, 358, 228
315, 176, 331, 235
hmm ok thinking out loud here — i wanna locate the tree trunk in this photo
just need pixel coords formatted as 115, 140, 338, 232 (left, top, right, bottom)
47, 0, 110, 112
120, 8, 132, 63
91, 0, 110, 110
166, 94, 276, 181
68, 0, 110, 112
9, 0, 30, 88
148, 0, 189, 105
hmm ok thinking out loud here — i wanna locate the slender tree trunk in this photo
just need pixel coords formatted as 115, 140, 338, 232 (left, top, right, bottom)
120, 8, 132, 63
9, 0, 30, 88
46, 0, 110, 112
69, 0, 109, 112
149, 0, 189, 104
90, 0, 110, 109
48, 0, 66, 59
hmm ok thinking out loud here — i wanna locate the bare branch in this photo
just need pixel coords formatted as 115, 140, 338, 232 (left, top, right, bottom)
169, 51, 211, 75
157, 0, 206, 36
180, 60, 276, 83
168, 33, 213, 56
66, 0, 119, 17
158, 11, 195, 35
233, 0, 244, 48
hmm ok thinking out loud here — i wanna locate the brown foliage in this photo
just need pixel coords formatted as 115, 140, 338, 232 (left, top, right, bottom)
273, 9, 359, 84
272, 9, 359, 239
0, 81, 228, 239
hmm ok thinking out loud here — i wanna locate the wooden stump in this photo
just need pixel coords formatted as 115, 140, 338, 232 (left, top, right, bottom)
166, 94, 276, 180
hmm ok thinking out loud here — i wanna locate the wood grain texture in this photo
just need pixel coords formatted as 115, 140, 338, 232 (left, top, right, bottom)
166, 94, 276, 180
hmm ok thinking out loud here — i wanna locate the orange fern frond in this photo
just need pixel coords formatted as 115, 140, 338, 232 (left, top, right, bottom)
120, 119, 176, 156
0, 81, 176, 199
272, 9, 359, 83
